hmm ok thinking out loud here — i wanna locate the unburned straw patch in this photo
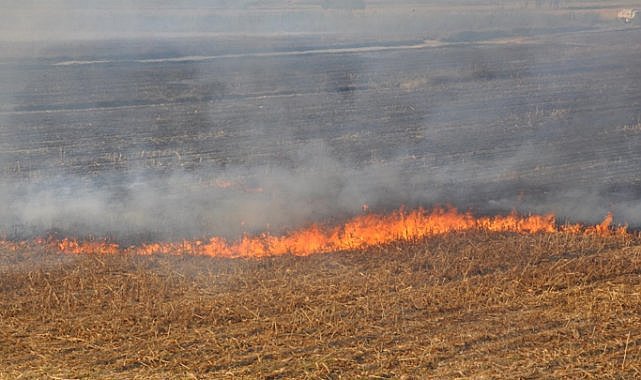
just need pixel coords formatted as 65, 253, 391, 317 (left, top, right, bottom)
1, 232, 640, 378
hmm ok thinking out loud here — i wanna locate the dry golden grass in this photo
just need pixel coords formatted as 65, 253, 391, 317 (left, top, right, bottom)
2, 232, 641, 379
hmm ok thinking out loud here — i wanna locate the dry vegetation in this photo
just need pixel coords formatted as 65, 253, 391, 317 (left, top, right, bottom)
2, 232, 641, 379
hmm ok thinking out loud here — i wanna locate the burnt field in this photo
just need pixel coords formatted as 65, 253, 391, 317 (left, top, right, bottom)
2, 232, 641, 378
3, 2, 641, 379
1, 19, 641, 239
3, 28, 641, 189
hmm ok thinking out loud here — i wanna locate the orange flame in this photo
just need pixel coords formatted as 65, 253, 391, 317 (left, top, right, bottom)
0, 207, 630, 258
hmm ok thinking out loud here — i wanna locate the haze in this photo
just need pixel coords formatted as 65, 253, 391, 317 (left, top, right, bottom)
1, 1, 640, 240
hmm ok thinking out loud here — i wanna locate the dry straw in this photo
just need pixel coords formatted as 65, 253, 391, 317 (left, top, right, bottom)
1, 231, 640, 378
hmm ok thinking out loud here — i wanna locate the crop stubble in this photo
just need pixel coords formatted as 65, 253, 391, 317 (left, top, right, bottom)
2, 232, 641, 378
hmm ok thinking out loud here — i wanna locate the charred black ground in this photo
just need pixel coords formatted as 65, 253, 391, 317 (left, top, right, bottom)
1, 1, 640, 239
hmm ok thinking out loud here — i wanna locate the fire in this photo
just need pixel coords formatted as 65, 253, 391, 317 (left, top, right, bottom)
0, 207, 630, 258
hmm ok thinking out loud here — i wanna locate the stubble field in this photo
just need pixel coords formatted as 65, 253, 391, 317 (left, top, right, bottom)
2, 2, 641, 378
2, 231, 641, 378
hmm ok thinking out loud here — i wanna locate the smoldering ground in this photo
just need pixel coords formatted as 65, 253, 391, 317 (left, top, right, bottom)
0, 143, 410, 240
1, 1, 641, 241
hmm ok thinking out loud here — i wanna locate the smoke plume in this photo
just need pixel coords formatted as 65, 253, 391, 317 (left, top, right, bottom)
1, 1, 641, 241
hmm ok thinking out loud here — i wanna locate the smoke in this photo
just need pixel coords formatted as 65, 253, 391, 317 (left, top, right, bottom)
1, 1, 641, 241
0, 141, 407, 240
0, 1, 610, 43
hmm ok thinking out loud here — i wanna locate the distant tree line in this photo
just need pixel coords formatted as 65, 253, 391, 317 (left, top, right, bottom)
321, 0, 366, 10
522, 0, 562, 8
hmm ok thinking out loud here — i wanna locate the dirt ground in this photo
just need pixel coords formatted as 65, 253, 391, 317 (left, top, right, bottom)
2, 231, 641, 379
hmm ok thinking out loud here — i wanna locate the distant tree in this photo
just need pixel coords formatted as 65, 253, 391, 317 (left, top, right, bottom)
523, 0, 563, 8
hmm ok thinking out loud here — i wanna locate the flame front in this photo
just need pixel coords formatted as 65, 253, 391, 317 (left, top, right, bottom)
0, 207, 629, 258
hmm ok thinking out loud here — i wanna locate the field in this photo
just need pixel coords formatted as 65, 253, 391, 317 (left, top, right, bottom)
2, 232, 641, 378
2, 1, 641, 378
2, 1, 641, 239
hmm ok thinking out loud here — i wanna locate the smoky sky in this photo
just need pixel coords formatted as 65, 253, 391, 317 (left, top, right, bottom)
1, 1, 641, 241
